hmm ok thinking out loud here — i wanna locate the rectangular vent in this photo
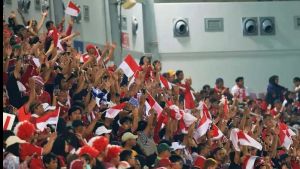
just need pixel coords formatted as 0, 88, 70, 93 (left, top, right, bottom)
83, 5, 90, 21
295, 16, 300, 29
35, 0, 41, 10
6, 0, 12, 5
205, 18, 224, 32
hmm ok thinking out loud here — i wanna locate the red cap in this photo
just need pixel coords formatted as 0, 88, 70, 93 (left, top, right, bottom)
158, 158, 172, 168
88, 136, 109, 152
194, 156, 206, 169
104, 145, 122, 162
70, 159, 84, 169
76, 145, 100, 158
14, 121, 36, 141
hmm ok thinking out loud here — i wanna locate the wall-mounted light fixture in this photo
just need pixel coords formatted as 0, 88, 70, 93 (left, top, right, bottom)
260, 17, 275, 35
173, 18, 189, 37
242, 17, 258, 36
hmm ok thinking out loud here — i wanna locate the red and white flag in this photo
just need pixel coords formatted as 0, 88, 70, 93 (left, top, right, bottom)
279, 122, 296, 150
105, 102, 127, 119
128, 71, 140, 89
242, 155, 258, 169
3, 113, 16, 130
167, 101, 182, 120
160, 75, 172, 90
230, 128, 262, 151
194, 114, 212, 140
184, 85, 195, 110
210, 124, 224, 140
145, 93, 163, 117
65, 1, 80, 16
118, 55, 139, 78
197, 101, 212, 119
36, 107, 61, 131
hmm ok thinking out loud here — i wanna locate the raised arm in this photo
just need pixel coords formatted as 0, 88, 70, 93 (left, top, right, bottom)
37, 10, 48, 33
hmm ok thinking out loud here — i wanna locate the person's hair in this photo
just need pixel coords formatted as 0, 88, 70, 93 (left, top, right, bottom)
120, 116, 132, 125
81, 154, 91, 163
169, 154, 183, 163
215, 78, 224, 84
45, 21, 54, 30
235, 77, 244, 83
269, 75, 279, 85
68, 106, 82, 116
139, 56, 151, 66
293, 77, 300, 83
43, 153, 57, 165
120, 150, 133, 161
29, 102, 42, 113
6, 143, 20, 156
137, 120, 147, 132
203, 85, 210, 90
198, 143, 208, 154
176, 70, 183, 77
152, 60, 160, 67
203, 158, 218, 169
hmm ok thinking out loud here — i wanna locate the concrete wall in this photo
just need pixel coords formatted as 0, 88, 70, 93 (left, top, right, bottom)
153, 1, 300, 93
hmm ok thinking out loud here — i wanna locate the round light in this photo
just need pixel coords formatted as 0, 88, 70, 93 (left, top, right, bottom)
245, 19, 256, 33
262, 19, 273, 33
175, 20, 188, 34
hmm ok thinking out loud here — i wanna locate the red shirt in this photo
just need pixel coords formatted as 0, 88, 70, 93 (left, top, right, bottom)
20, 143, 43, 161
37, 90, 51, 104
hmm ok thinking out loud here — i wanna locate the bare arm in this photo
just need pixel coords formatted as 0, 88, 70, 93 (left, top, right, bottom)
37, 11, 48, 33
42, 132, 57, 155
60, 32, 80, 42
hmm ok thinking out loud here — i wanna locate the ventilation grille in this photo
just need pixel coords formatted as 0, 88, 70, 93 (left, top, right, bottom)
205, 18, 224, 32
83, 5, 90, 21
295, 16, 300, 29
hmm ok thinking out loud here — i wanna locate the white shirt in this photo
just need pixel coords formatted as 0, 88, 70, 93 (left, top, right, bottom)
231, 85, 249, 102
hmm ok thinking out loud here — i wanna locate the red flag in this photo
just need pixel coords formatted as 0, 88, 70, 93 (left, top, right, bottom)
184, 85, 195, 110
35, 107, 60, 131
278, 122, 296, 150
194, 114, 212, 140
65, 1, 80, 16
118, 55, 139, 78
145, 93, 163, 117
160, 75, 172, 90
105, 102, 127, 119
3, 113, 16, 130
210, 124, 224, 140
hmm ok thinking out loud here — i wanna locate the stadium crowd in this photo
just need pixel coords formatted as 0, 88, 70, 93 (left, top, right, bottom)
3, 9, 300, 169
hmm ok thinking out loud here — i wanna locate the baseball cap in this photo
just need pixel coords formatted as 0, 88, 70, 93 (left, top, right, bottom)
42, 103, 56, 112
95, 126, 112, 136
6, 136, 26, 148
121, 132, 138, 142
157, 143, 171, 154
170, 142, 186, 151
167, 70, 176, 76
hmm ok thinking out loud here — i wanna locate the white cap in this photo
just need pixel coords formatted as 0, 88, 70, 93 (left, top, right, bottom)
170, 142, 186, 151
6, 136, 26, 147
95, 126, 112, 136
118, 161, 131, 169
42, 103, 56, 112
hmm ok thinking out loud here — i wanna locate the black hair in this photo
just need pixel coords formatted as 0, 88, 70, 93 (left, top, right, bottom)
120, 149, 133, 161
176, 70, 183, 77
43, 153, 57, 165
137, 120, 147, 132
159, 139, 172, 146
173, 134, 184, 143
169, 154, 184, 163
139, 56, 151, 66
81, 154, 91, 163
202, 85, 210, 90
215, 78, 224, 84
152, 60, 160, 67
269, 75, 279, 85
235, 77, 244, 83
45, 21, 54, 30
68, 106, 83, 116
293, 77, 300, 83
120, 116, 132, 125
198, 143, 208, 153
